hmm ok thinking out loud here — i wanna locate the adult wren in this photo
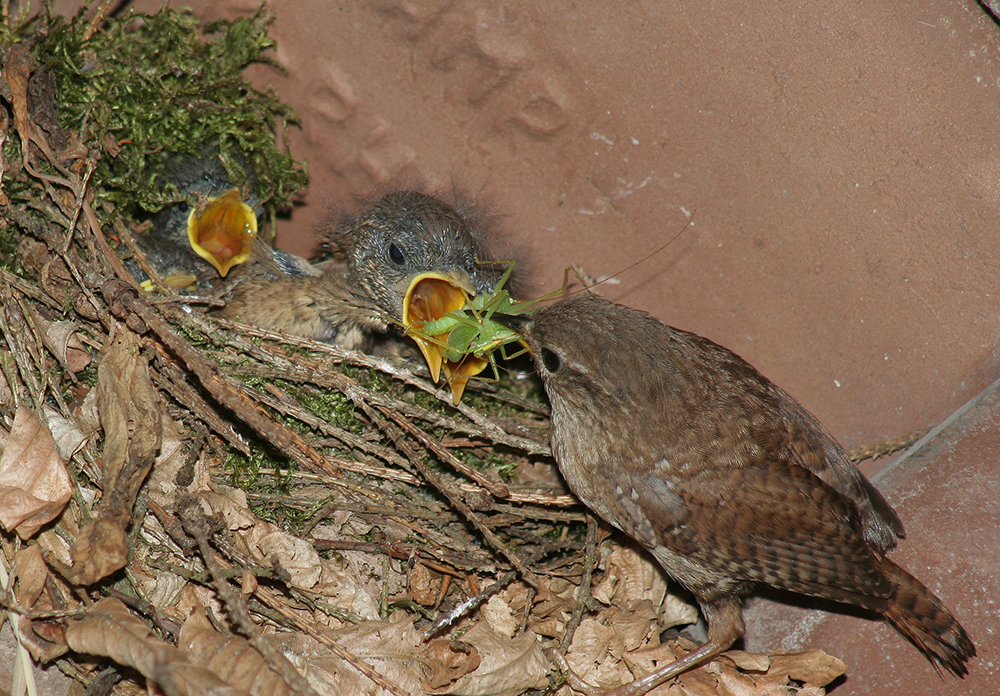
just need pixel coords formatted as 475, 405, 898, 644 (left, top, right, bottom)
507, 292, 974, 696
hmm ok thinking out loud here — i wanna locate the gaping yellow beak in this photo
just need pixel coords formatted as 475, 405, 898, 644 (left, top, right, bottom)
440, 355, 490, 405
187, 188, 257, 277
402, 271, 491, 404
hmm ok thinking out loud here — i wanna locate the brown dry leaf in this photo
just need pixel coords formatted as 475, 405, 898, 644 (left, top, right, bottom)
0, 406, 73, 539
528, 578, 574, 637
61, 512, 129, 585
299, 612, 425, 696
62, 326, 163, 584
618, 640, 839, 696
42, 406, 88, 461
593, 546, 699, 630
199, 489, 383, 620
178, 607, 292, 696
565, 600, 661, 690
566, 616, 646, 690
723, 650, 771, 673
420, 640, 481, 690
257, 529, 325, 589
31, 312, 91, 374
95, 324, 162, 501
410, 562, 442, 606
145, 413, 204, 507
12, 544, 49, 609
65, 597, 252, 696
764, 650, 846, 687
481, 596, 517, 639
433, 620, 548, 696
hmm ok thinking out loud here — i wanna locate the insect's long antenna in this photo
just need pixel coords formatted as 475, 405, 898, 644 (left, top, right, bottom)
565, 211, 695, 298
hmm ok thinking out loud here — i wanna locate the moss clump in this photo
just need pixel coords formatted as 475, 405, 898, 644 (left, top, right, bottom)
12, 3, 306, 232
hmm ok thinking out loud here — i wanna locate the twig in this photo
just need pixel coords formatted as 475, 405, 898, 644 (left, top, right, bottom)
390, 412, 510, 498
254, 585, 416, 696
560, 515, 599, 651
98, 278, 339, 477
211, 316, 552, 455
178, 496, 319, 696
375, 405, 540, 588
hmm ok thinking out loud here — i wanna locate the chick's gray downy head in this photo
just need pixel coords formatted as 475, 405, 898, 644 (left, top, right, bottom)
325, 191, 510, 321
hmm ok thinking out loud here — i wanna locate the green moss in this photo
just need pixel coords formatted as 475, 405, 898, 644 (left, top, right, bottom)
286, 383, 361, 432
225, 445, 293, 491
20, 3, 306, 229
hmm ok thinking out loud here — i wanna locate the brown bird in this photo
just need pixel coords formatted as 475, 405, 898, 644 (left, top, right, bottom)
220, 190, 511, 353
507, 292, 974, 696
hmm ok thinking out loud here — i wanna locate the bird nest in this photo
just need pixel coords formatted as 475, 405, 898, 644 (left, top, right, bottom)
0, 4, 854, 696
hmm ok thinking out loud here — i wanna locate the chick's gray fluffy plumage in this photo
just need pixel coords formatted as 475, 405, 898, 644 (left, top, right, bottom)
219, 190, 510, 350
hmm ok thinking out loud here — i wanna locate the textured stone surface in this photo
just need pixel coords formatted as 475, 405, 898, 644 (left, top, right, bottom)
744, 376, 1000, 693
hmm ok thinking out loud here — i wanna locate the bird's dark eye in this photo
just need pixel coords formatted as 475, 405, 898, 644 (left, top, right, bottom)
541, 348, 561, 373
388, 244, 405, 265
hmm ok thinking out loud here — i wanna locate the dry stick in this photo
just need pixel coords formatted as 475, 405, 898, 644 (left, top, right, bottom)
422, 544, 554, 640
0, 289, 45, 406
268, 340, 548, 457
98, 278, 339, 478
374, 405, 540, 588
150, 359, 252, 456
113, 218, 173, 295
183, 314, 419, 471
178, 508, 410, 694
237, 367, 410, 469
313, 539, 476, 577
212, 317, 551, 456
0, 268, 65, 311
390, 414, 510, 498
560, 515, 599, 652
249, 466, 578, 510
423, 568, 521, 640
218, 327, 539, 494
18, 295, 79, 394
177, 497, 318, 696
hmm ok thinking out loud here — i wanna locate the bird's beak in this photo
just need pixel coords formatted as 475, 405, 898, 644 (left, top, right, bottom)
440, 355, 490, 405
187, 188, 258, 277
402, 270, 476, 383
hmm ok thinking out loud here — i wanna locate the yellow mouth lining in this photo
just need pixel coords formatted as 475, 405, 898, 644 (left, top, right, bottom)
402, 272, 490, 404
186, 188, 257, 277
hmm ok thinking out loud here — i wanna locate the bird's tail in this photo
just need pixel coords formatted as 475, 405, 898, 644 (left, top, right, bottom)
878, 557, 976, 676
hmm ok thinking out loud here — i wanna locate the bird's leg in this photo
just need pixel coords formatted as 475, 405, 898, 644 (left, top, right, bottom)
556, 596, 744, 696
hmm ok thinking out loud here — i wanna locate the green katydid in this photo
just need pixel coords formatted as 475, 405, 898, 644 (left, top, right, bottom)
403, 213, 695, 403
403, 260, 545, 403
415, 261, 539, 364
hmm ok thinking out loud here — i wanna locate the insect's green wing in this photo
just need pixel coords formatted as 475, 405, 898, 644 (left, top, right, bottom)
468, 319, 521, 357
444, 322, 478, 363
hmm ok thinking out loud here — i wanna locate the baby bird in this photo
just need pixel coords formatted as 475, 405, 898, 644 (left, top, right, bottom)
130, 153, 259, 290
218, 190, 510, 352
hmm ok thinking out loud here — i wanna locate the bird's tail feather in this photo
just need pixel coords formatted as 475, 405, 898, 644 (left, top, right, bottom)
878, 557, 975, 677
